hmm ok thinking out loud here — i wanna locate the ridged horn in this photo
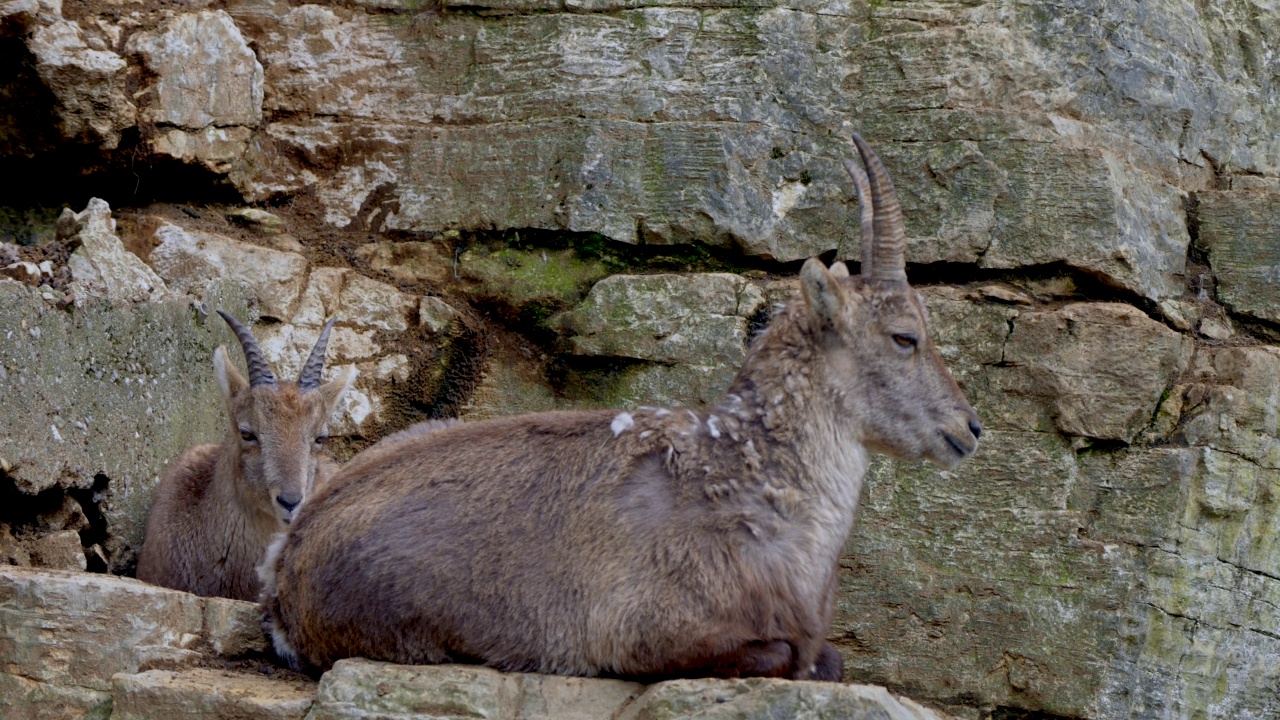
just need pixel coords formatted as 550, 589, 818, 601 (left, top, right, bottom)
217, 310, 277, 388
850, 133, 907, 283
842, 158, 875, 277
298, 318, 336, 392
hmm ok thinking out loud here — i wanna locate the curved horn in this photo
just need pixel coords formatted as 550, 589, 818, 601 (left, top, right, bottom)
217, 310, 277, 388
850, 133, 907, 283
842, 158, 875, 277
298, 318, 336, 391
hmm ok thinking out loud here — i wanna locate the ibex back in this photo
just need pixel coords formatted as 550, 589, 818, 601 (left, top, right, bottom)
137, 312, 354, 600
261, 136, 981, 680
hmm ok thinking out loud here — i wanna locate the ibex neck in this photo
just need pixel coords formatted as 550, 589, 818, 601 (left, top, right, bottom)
715, 303, 868, 504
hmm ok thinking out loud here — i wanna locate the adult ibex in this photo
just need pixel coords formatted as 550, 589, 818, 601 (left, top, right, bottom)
260, 136, 981, 680
137, 311, 355, 601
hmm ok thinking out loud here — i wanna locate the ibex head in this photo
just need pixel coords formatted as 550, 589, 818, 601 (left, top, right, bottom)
799, 134, 980, 468
213, 311, 356, 523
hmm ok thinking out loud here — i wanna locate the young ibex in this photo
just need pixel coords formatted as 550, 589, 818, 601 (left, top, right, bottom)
260, 136, 982, 681
137, 311, 355, 601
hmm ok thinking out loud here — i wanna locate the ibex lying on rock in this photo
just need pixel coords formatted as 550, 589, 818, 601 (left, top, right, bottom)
137, 312, 355, 601
261, 136, 981, 681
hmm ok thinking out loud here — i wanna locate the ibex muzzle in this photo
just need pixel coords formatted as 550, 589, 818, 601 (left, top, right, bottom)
260, 135, 980, 679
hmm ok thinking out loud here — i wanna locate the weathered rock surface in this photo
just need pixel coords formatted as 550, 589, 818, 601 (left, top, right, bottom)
126, 10, 263, 172
0, 567, 205, 691
4, 0, 1280, 717
308, 660, 643, 720
302, 658, 959, 720
0, 671, 112, 720
65, 199, 167, 305
558, 272, 765, 406
1195, 189, 1280, 324
564, 273, 765, 366
25, 16, 134, 150
0, 568, 955, 720
0, 277, 249, 570
993, 302, 1193, 442
0, 567, 284, 718
112, 669, 314, 720
150, 221, 307, 321
618, 677, 951, 720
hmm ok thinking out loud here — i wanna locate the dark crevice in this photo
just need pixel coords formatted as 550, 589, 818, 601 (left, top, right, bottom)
0, 135, 244, 243
992, 708, 1081, 720
908, 259, 1154, 308
1073, 438, 1130, 457
68, 473, 110, 573
457, 227, 802, 277
0, 473, 69, 530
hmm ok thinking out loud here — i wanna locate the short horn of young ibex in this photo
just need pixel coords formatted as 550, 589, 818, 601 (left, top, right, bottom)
260, 135, 981, 680
137, 312, 355, 601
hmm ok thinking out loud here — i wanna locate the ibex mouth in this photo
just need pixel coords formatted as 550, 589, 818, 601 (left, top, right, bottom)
943, 431, 977, 458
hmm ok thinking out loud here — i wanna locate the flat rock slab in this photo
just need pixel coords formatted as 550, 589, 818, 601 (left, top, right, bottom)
308, 660, 643, 720
0, 671, 112, 720
112, 668, 315, 720
619, 677, 955, 719
0, 567, 268, 693
563, 272, 765, 366
307, 659, 956, 720
0, 567, 204, 692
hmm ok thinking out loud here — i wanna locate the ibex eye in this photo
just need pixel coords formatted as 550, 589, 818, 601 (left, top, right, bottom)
892, 334, 918, 350
314, 435, 329, 445
240, 430, 258, 443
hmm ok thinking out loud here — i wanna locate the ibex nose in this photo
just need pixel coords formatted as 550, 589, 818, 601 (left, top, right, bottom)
276, 495, 300, 514
968, 418, 983, 440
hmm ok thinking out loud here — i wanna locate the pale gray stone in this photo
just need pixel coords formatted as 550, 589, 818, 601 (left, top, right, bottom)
618, 678, 957, 720
991, 303, 1192, 442
0, 671, 112, 720
203, 597, 270, 657
306, 659, 642, 720
26, 18, 135, 148
112, 669, 315, 720
65, 199, 167, 304
0, 278, 249, 568
0, 567, 205, 692
562, 273, 764, 367
149, 221, 307, 321
127, 10, 263, 130
28, 529, 85, 571
419, 296, 458, 335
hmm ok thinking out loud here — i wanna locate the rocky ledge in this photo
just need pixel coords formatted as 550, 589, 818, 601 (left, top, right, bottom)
0, 566, 952, 720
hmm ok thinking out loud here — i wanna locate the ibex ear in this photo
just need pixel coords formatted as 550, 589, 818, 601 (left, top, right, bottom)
829, 261, 850, 279
317, 365, 357, 413
801, 258, 845, 330
213, 345, 248, 401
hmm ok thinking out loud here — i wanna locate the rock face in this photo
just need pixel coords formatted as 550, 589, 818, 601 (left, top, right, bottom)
1194, 189, 1280, 324
559, 272, 766, 406
3, 0, 1280, 718
0, 273, 249, 572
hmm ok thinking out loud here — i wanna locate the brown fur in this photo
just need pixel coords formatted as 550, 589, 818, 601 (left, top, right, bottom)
137, 342, 354, 601
262, 265, 979, 679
